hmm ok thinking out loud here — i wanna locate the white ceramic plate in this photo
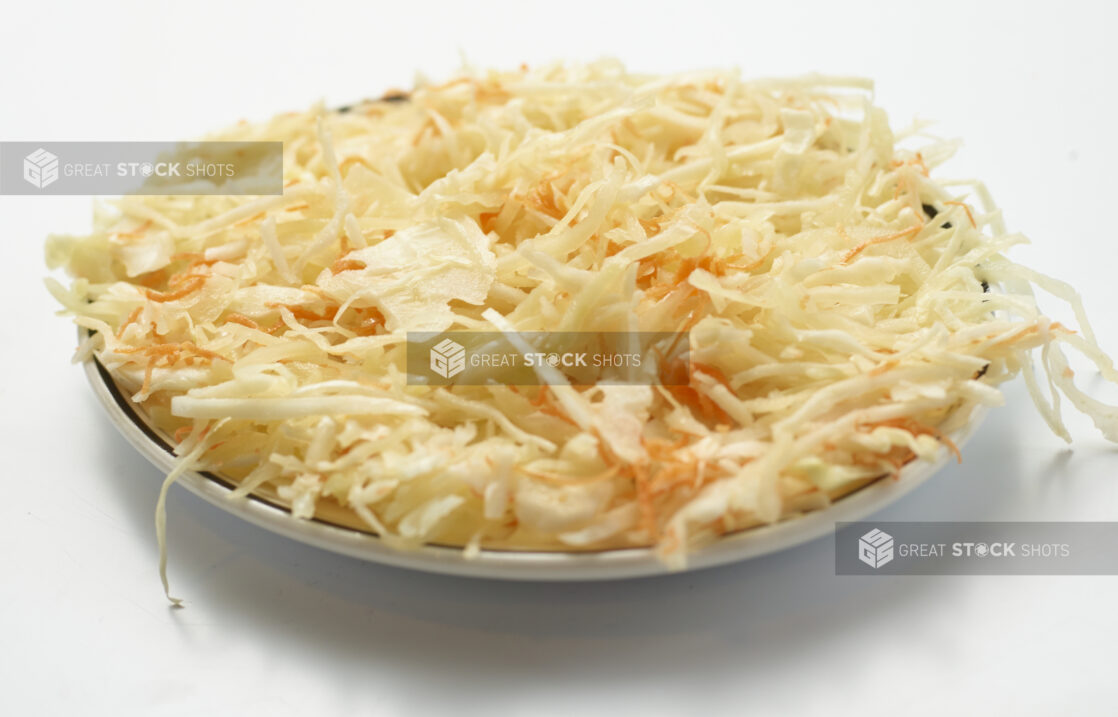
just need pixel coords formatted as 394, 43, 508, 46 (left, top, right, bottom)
83, 345, 988, 580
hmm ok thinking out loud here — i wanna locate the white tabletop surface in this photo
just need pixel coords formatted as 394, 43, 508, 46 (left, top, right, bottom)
2, 2, 1117, 715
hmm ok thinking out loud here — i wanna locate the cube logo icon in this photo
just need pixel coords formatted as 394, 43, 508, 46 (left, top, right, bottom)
858, 528, 894, 568
430, 338, 466, 379
23, 148, 60, 189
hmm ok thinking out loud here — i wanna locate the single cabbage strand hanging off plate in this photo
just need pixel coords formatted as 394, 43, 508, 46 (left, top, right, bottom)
46, 60, 1118, 601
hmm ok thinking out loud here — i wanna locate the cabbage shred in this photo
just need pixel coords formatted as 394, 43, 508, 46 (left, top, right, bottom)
47, 60, 1118, 584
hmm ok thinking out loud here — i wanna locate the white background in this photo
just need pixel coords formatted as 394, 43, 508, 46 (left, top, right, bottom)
2, 1, 1117, 714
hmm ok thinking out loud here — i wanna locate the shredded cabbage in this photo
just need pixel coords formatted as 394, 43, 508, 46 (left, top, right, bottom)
46, 60, 1118, 592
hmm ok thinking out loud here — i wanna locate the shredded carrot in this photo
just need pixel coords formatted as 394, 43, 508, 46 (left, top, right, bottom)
868, 360, 898, 377
224, 313, 260, 330
914, 152, 930, 177
235, 212, 267, 227
661, 357, 736, 426
139, 360, 154, 397
353, 306, 386, 336
329, 257, 366, 275
945, 201, 977, 228
841, 224, 922, 264
115, 307, 143, 339
268, 303, 340, 324
144, 275, 206, 302
112, 220, 153, 239
478, 210, 500, 234
530, 385, 579, 427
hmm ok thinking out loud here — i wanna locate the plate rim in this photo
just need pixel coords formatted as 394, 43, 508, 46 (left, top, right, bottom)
82, 343, 990, 581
